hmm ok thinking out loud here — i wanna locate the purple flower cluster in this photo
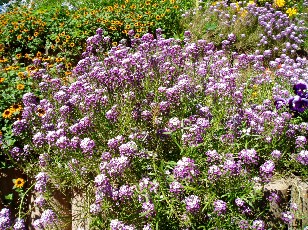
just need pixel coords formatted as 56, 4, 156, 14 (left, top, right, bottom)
13, 218, 25, 230
110, 219, 135, 230
281, 211, 294, 224
238, 149, 259, 165
33, 209, 57, 229
251, 220, 265, 230
0, 208, 11, 229
142, 201, 155, 218
184, 195, 200, 213
173, 157, 199, 182
235, 198, 251, 215
296, 150, 308, 165
169, 181, 184, 194
259, 160, 275, 182
213, 199, 227, 216
35, 172, 49, 193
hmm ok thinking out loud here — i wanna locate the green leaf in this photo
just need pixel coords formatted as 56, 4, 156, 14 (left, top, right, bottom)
4, 193, 13, 201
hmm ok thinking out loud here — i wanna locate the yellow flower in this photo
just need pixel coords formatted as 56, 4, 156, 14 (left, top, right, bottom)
2, 109, 12, 119
16, 53, 22, 59
70, 42, 75, 47
0, 77, 5, 83
14, 178, 25, 188
17, 84, 25, 90
274, 0, 285, 8
34, 31, 39, 37
17, 34, 22, 39
247, 1, 255, 5
17, 72, 24, 78
112, 42, 118, 46
286, 7, 297, 17
10, 104, 22, 112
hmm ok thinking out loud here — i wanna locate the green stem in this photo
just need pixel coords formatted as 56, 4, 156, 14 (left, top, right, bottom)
18, 182, 35, 219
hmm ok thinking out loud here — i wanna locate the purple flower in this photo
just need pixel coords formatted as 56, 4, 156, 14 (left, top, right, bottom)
119, 141, 138, 157
143, 224, 152, 230
184, 195, 200, 213
288, 96, 308, 113
40, 209, 57, 227
259, 160, 275, 182
169, 181, 184, 194
251, 220, 265, 230
108, 135, 124, 150
238, 149, 259, 165
0, 208, 11, 229
104, 156, 130, 176
235, 198, 245, 207
281, 211, 294, 224
12, 119, 27, 136
34, 195, 46, 207
296, 150, 308, 165
110, 219, 135, 230
238, 220, 249, 229
80, 138, 95, 154
118, 185, 135, 200
208, 165, 222, 180
295, 136, 306, 148
90, 203, 102, 214
22, 92, 38, 106
205, 150, 222, 163
223, 159, 241, 175
293, 80, 308, 97
142, 201, 155, 218
13, 218, 25, 230
33, 132, 45, 147
106, 105, 119, 123
56, 136, 70, 149
173, 157, 199, 182
213, 200, 227, 216
271, 150, 282, 159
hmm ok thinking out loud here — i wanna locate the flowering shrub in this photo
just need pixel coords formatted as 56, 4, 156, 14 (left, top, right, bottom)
6, 24, 306, 228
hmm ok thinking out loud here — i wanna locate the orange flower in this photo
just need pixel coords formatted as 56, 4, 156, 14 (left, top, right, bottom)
34, 31, 39, 37
0, 78, 5, 83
